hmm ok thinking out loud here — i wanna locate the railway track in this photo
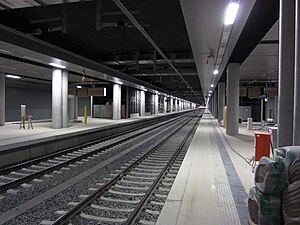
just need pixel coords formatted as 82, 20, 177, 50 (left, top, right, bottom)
0, 113, 191, 194
40, 113, 200, 225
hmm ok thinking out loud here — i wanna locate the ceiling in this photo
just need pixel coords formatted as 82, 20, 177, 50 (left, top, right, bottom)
0, 0, 279, 104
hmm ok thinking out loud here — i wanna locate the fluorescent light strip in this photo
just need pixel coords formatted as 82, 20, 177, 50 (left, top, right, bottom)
224, 2, 239, 25
6, 74, 21, 79
77, 85, 82, 89
49, 62, 66, 69
115, 81, 123, 85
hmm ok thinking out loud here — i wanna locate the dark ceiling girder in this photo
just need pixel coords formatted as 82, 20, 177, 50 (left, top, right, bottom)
229, 0, 279, 64
33, 0, 47, 7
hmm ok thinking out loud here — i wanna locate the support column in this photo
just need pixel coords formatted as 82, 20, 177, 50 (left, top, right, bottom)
174, 98, 178, 111
218, 82, 225, 123
140, 90, 145, 116
163, 96, 167, 113
278, 0, 295, 147
113, 84, 121, 120
294, 0, 300, 145
74, 96, 78, 119
226, 63, 240, 135
214, 90, 218, 118
154, 94, 159, 114
170, 98, 173, 112
0, 74, 5, 126
52, 69, 68, 129
68, 95, 75, 121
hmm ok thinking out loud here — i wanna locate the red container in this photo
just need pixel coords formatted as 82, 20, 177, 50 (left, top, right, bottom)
254, 131, 271, 161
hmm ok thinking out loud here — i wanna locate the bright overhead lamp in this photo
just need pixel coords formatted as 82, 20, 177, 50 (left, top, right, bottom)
6, 74, 21, 79
213, 69, 219, 75
224, 2, 239, 25
115, 81, 123, 85
208, 94, 211, 96
210, 84, 215, 87
209, 90, 212, 93
77, 85, 82, 89
49, 62, 66, 69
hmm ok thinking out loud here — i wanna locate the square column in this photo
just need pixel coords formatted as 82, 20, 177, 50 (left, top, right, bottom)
154, 94, 159, 114
113, 84, 121, 120
140, 90, 145, 116
226, 63, 240, 135
170, 97, 173, 112
52, 69, 68, 129
0, 74, 5, 126
278, 0, 295, 147
218, 82, 225, 123
294, 0, 300, 145
213, 90, 218, 118
163, 96, 167, 113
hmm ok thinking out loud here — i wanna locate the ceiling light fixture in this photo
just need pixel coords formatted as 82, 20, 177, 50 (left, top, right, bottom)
6, 74, 21, 79
224, 2, 239, 25
77, 85, 82, 89
115, 81, 123, 85
210, 84, 215, 87
49, 62, 66, 69
213, 69, 219, 75
209, 90, 212, 93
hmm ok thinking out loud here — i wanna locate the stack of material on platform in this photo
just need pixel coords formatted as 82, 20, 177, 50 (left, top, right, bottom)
282, 147, 300, 224
274, 148, 287, 161
248, 187, 283, 225
255, 157, 287, 197
282, 181, 300, 224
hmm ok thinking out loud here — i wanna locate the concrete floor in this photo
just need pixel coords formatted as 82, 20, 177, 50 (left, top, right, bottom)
156, 112, 264, 225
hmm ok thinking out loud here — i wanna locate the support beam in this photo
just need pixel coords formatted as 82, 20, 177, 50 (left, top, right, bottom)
226, 63, 240, 135
294, 0, 300, 145
218, 82, 225, 123
113, 84, 121, 120
0, 73, 5, 126
140, 90, 145, 116
52, 69, 68, 129
278, 0, 295, 147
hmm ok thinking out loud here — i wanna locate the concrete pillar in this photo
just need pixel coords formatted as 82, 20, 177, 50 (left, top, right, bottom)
62, 70, 68, 128
170, 98, 173, 112
278, 0, 295, 147
163, 96, 167, 113
213, 90, 218, 118
52, 69, 68, 129
218, 82, 225, 122
226, 63, 240, 135
0, 74, 5, 126
113, 84, 121, 120
294, 0, 300, 145
90, 96, 93, 118
68, 95, 75, 121
74, 96, 78, 119
140, 90, 145, 116
154, 94, 159, 114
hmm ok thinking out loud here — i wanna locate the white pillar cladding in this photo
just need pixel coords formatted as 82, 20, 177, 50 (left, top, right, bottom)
163, 96, 167, 113
226, 63, 240, 135
52, 69, 68, 129
62, 70, 68, 128
140, 90, 145, 116
154, 94, 159, 114
74, 96, 78, 119
68, 95, 75, 121
0, 73, 5, 126
174, 98, 178, 111
213, 90, 218, 118
90, 96, 94, 118
218, 82, 225, 123
170, 97, 173, 112
294, 0, 300, 145
278, 0, 295, 147
113, 84, 121, 120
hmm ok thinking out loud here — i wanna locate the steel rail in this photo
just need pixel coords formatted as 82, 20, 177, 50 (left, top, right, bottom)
49, 113, 199, 225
